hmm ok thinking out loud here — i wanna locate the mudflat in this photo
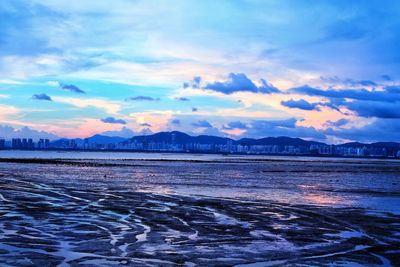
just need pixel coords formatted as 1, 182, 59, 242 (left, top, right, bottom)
0, 156, 399, 266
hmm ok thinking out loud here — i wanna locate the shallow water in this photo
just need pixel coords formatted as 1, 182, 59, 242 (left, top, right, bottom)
0, 152, 399, 266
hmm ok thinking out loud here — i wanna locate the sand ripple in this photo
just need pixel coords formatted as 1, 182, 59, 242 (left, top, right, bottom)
0, 171, 399, 266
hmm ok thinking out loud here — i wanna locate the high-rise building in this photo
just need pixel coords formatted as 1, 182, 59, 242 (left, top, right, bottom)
38, 139, 44, 148
38, 139, 51, 149
0, 139, 5, 149
28, 138, 34, 149
22, 138, 28, 148
12, 138, 22, 149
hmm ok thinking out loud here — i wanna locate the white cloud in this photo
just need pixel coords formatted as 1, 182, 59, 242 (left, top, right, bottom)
52, 96, 122, 114
0, 105, 20, 120
0, 79, 26, 85
100, 126, 136, 138
0, 125, 59, 140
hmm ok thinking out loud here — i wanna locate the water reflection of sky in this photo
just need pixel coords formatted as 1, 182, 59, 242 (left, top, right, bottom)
0, 153, 399, 214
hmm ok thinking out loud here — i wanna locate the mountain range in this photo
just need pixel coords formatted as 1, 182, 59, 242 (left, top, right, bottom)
53, 130, 400, 150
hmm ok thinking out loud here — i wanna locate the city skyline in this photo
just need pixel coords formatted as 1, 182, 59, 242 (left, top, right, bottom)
1, 130, 399, 159
1, 1, 400, 144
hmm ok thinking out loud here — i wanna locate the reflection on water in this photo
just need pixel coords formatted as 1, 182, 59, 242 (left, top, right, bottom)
0, 154, 399, 213
297, 184, 353, 206
302, 192, 348, 205
1, 149, 400, 163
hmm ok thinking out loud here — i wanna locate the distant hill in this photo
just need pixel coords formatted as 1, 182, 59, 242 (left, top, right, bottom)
339, 141, 400, 149
237, 136, 325, 147
86, 134, 127, 145
50, 138, 82, 147
338, 142, 365, 148
127, 131, 331, 147
50, 130, 400, 150
129, 131, 235, 145
51, 134, 127, 147
338, 141, 400, 155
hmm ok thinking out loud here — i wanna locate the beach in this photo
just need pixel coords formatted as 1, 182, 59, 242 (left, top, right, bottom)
0, 152, 399, 266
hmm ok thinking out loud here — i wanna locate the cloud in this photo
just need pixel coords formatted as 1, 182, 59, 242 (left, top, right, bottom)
0, 105, 20, 121
171, 119, 180, 125
59, 82, 86, 94
0, 79, 26, 85
324, 118, 349, 128
191, 120, 212, 128
125, 96, 160, 101
204, 73, 280, 94
192, 107, 198, 112
324, 119, 400, 142
2, 1, 400, 143
344, 101, 400, 118
281, 99, 319, 111
289, 84, 400, 118
100, 126, 136, 138
140, 123, 151, 127
0, 125, 59, 140
223, 121, 248, 130
32, 93, 52, 101
139, 128, 153, 135
242, 118, 325, 140
253, 118, 298, 129
183, 76, 202, 89
52, 96, 121, 114
175, 97, 190, 101
100, 116, 127, 124
321, 18, 369, 42
290, 85, 400, 102
320, 76, 378, 87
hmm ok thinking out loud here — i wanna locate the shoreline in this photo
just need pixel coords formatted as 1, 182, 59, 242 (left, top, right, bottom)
1, 148, 399, 161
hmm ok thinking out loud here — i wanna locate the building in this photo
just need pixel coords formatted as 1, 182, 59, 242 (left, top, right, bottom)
12, 138, 22, 149
38, 139, 50, 149
0, 139, 5, 149
28, 138, 34, 149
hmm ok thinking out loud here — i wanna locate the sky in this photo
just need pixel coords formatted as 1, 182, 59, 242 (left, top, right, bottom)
1, 0, 400, 143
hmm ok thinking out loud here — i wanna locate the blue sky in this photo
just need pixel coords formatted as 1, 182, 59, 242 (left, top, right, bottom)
1, 0, 400, 143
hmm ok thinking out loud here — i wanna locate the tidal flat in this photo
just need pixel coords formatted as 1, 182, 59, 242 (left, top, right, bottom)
0, 153, 399, 266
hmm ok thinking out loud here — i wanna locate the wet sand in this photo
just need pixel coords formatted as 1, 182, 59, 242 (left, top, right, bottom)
0, 158, 399, 266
